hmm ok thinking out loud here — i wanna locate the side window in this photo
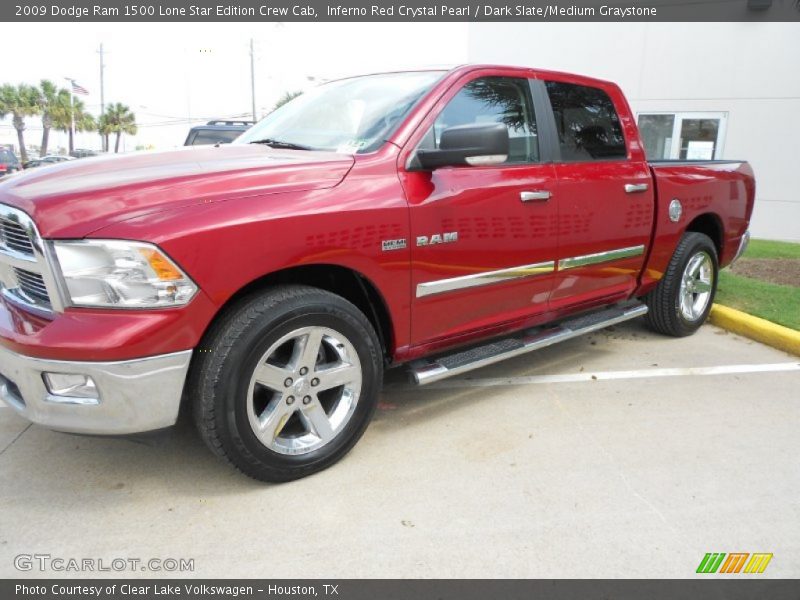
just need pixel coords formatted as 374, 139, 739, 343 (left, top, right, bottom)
544, 81, 627, 161
420, 76, 539, 164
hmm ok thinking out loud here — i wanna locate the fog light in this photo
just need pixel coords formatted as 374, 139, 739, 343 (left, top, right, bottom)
43, 373, 100, 404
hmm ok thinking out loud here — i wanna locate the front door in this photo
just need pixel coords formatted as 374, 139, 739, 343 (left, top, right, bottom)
399, 73, 559, 347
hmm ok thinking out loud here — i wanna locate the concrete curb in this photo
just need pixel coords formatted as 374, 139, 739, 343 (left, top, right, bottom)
709, 304, 800, 356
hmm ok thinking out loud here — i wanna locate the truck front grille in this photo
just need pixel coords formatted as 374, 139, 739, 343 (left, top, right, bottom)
0, 203, 57, 314
0, 215, 34, 256
13, 268, 51, 307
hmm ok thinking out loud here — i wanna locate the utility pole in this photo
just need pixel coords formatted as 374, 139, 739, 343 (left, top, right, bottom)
97, 43, 106, 151
249, 38, 257, 122
64, 78, 75, 155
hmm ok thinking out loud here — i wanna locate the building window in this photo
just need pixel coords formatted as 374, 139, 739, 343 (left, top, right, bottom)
638, 112, 728, 160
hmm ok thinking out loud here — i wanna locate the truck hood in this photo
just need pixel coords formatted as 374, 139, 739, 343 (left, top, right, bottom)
0, 144, 354, 238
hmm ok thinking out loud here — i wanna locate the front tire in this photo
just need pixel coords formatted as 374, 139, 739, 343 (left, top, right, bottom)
644, 232, 718, 337
191, 285, 383, 482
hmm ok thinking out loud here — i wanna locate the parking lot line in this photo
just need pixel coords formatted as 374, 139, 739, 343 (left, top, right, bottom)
417, 361, 800, 389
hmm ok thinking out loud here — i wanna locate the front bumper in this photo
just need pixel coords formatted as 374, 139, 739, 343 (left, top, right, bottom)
0, 346, 192, 435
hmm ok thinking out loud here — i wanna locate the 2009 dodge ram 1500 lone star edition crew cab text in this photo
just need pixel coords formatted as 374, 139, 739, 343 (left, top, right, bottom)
0, 65, 754, 481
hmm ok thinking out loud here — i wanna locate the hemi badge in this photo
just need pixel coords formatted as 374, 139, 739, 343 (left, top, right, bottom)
382, 239, 407, 252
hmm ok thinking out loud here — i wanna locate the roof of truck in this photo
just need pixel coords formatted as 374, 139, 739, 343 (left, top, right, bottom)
321, 64, 617, 89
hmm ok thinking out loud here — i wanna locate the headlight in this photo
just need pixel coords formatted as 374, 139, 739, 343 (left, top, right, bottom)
52, 240, 198, 308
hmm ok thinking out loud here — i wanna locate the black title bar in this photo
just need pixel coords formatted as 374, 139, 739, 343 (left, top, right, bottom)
3, 0, 800, 22
5, 580, 800, 600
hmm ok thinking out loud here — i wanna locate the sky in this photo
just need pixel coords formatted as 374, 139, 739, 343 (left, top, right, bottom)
0, 22, 468, 153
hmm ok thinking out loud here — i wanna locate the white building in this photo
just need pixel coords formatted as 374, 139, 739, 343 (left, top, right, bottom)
468, 23, 800, 241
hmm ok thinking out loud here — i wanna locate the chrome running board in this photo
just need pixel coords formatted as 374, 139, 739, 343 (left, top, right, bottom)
408, 301, 648, 385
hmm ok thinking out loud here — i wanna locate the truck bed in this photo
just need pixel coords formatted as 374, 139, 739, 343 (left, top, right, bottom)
638, 159, 755, 295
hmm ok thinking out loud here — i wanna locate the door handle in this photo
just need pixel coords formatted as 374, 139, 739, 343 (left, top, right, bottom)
520, 190, 551, 202
624, 183, 649, 194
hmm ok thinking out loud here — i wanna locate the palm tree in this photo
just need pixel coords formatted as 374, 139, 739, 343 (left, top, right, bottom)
273, 91, 302, 111
39, 80, 71, 156
0, 83, 42, 162
98, 113, 112, 152
103, 103, 137, 153
74, 106, 96, 154
53, 97, 96, 155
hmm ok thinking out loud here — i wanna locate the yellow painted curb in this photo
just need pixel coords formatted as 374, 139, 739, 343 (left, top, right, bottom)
709, 304, 800, 356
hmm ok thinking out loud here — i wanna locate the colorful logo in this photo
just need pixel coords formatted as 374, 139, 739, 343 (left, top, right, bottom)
696, 553, 773, 574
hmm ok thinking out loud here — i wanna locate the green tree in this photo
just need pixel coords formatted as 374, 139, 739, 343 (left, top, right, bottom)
0, 83, 42, 162
102, 103, 137, 153
74, 104, 97, 151
98, 113, 112, 152
38, 80, 72, 156
53, 96, 96, 155
273, 91, 302, 112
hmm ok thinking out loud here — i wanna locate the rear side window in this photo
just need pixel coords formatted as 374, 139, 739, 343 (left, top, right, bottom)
420, 76, 539, 164
545, 81, 626, 161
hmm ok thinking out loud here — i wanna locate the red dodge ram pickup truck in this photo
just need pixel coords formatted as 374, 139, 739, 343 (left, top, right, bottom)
0, 65, 754, 481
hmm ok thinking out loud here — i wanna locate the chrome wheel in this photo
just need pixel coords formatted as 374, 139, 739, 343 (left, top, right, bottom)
679, 250, 714, 321
247, 326, 362, 455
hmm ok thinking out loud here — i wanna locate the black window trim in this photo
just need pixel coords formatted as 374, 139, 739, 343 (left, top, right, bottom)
528, 79, 559, 164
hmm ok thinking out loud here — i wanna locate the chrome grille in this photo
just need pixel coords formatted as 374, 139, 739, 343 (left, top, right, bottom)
13, 268, 51, 307
0, 203, 58, 314
0, 217, 34, 255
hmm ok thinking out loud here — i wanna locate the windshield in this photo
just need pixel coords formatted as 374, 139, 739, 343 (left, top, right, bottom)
236, 71, 444, 153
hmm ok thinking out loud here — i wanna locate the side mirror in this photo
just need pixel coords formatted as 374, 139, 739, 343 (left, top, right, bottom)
413, 123, 509, 170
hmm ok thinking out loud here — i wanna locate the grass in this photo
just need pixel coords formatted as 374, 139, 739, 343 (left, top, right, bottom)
716, 239, 800, 331
738, 238, 800, 260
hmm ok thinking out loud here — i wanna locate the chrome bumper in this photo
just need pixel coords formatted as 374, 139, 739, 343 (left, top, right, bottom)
731, 230, 751, 265
0, 347, 192, 435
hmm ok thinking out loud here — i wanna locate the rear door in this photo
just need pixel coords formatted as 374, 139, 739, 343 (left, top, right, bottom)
539, 78, 655, 309
399, 72, 558, 347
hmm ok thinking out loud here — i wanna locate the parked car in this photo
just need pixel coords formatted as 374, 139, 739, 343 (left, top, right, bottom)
0, 149, 20, 176
184, 120, 254, 146
70, 149, 99, 159
22, 154, 74, 169
0, 65, 754, 482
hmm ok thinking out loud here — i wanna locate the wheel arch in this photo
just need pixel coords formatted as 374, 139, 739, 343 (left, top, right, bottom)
204, 264, 395, 363
685, 212, 723, 259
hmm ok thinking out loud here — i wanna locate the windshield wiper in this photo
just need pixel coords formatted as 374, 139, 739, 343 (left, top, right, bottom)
249, 138, 314, 151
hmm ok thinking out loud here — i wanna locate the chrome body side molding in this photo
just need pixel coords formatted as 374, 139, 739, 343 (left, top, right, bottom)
558, 245, 645, 271
416, 244, 645, 299
416, 261, 555, 298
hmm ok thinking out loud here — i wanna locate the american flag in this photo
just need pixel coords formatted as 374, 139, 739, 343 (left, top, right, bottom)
71, 81, 89, 95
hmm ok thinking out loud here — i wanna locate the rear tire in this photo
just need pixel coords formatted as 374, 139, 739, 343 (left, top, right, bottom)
191, 285, 383, 482
644, 232, 718, 337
